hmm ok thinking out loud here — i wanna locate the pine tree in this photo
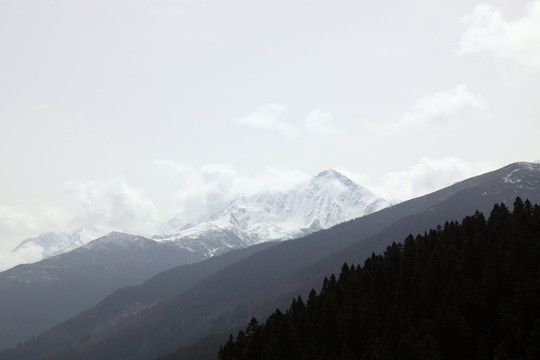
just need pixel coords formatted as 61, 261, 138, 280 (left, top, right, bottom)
218, 199, 540, 360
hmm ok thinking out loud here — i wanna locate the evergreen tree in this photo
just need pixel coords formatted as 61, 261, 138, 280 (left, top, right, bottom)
219, 199, 540, 360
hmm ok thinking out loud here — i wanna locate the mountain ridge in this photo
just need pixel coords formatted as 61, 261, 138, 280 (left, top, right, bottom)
4, 162, 538, 360
5, 170, 389, 270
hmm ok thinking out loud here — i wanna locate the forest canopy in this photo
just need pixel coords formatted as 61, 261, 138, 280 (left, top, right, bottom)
219, 198, 540, 360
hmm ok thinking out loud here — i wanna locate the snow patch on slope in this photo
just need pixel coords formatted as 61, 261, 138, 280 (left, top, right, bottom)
503, 162, 540, 185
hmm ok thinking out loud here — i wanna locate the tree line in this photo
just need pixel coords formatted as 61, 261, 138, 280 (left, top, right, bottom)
219, 198, 540, 359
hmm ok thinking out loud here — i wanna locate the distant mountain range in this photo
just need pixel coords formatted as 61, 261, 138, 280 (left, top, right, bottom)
5, 169, 389, 269
0, 170, 389, 351
1, 161, 538, 360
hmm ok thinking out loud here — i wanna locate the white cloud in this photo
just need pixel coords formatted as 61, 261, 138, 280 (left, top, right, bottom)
237, 103, 337, 137
0, 205, 38, 240
362, 157, 496, 201
460, 1, 540, 70
172, 164, 240, 223
365, 84, 484, 133
0, 205, 70, 270
0, 178, 160, 253
237, 103, 299, 137
0, 205, 68, 248
65, 177, 161, 236
0, 178, 162, 269
153, 161, 311, 226
400, 84, 484, 128
0, 245, 44, 271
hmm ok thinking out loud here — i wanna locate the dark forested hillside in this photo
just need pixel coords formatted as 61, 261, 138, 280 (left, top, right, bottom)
217, 198, 540, 360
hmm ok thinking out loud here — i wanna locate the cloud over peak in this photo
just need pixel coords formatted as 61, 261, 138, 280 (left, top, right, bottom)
65, 177, 161, 236
153, 161, 311, 227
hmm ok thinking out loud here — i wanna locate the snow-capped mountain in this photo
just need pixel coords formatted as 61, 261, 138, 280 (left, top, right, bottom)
155, 169, 390, 256
3, 170, 388, 271
1, 227, 107, 272
11, 227, 105, 258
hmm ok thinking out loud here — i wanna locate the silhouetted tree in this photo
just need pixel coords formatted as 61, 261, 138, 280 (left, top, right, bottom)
219, 199, 540, 360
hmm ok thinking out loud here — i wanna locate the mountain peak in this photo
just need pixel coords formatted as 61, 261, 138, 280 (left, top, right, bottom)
316, 169, 344, 179
159, 169, 390, 253
314, 169, 363, 192
315, 169, 355, 185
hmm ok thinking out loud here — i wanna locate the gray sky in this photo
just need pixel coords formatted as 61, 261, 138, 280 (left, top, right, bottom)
1, 0, 539, 252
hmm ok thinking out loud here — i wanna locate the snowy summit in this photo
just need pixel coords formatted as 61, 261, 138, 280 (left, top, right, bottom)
155, 170, 390, 257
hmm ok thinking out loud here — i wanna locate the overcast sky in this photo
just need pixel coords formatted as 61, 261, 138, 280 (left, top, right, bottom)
1, 0, 539, 253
